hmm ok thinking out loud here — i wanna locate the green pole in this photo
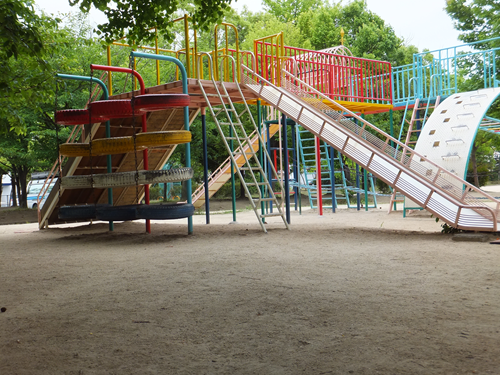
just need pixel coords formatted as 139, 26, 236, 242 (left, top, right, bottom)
130, 52, 193, 234
229, 111, 237, 222
361, 113, 368, 211
56, 73, 114, 232
389, 109, 397, 211
389, 109, 394, 148
257, 100, 265, 221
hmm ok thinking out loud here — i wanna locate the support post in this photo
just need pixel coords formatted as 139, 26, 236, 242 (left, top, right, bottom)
330, 145, 336, 213
282, 114, 291, 224
356, 164, 360, 211
201, 108, 210, 224
257, 100, 265, 221
229, 114, 237, 223
315, 136, 323, 216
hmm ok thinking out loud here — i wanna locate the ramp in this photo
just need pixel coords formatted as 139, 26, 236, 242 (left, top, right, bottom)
241, 66, 500, 231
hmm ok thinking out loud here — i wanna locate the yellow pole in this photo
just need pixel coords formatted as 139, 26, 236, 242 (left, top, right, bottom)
184, 14, 191, 78
214, 26, 219, 81
106, 45, 113, 95
341, 28, 345, 46
224, 24, 229, 81
194, 30, 199, 79
155, 28, 160, 85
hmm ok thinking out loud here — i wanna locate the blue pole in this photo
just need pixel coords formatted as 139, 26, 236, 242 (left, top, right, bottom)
330, 145, 336, 213
130, 52, 193, 234
56, 73, 114, 232
282, 114, 291, 224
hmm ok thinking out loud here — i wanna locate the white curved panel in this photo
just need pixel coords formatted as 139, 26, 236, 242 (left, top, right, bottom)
414, 88, 500, 187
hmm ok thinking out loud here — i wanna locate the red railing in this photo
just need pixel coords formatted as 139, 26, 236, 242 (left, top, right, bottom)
254, 41, 392, 105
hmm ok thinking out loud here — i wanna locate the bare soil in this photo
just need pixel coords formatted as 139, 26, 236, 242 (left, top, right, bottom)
1, 204, 499, 374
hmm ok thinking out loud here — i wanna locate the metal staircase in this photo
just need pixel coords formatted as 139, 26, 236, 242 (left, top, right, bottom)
196, 59, 289, 232
241, 64, 500, 231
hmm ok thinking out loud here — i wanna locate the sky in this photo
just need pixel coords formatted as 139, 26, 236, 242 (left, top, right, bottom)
35, 0, 464, 53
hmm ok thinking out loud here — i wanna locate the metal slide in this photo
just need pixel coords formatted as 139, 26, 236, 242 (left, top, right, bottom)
241, 65, 500, 231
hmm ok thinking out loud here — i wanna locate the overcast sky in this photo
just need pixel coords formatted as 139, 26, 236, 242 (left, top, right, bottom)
35, 0, 463, 53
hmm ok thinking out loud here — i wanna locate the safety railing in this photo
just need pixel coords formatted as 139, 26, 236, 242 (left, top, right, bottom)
393, 37, 500, 106
255, 40, 392, 105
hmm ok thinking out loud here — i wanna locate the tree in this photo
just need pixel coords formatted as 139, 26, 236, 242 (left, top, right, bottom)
0, 0, 44, 60
69, 0, 233, 45
446, 0, 500, 48
297, 0, 412, 66
0, 11, 102, 207
262, 0, 321, 25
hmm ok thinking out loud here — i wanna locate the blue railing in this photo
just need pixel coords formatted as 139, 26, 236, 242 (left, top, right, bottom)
392, 37, 500, 107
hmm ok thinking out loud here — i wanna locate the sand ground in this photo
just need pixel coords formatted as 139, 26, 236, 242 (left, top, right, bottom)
1, 205, 499, 374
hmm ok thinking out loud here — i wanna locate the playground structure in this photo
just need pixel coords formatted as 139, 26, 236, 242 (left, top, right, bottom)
38, 16, 500, 232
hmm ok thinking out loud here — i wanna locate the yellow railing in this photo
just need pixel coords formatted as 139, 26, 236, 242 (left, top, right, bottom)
214, 22, 240, 81
104, 17, 253, 89
253, 32, 285, 86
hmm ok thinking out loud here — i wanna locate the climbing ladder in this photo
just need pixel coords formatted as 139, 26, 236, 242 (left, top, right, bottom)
197, 57, 289, 233
296, 126, 336, 209
389, 96, 441, 213
297, 124, 377, 210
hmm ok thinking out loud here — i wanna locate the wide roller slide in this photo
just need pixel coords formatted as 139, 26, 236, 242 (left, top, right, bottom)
241, 65, 500, 231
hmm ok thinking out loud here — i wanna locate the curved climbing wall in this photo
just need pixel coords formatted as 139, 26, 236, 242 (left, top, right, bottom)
414, 87, 500, 189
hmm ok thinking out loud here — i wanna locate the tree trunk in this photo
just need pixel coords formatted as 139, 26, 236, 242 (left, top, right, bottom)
239, 171, 246, 198
0, 174, 2, 207
18, 166, 28, 209
470, 144, 480, 187
11, 173, 17, 207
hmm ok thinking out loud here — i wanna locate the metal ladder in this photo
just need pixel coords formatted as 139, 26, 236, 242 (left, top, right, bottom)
297, 126, 335, 209
197, 78, 289, 233
389, 96, 441, 212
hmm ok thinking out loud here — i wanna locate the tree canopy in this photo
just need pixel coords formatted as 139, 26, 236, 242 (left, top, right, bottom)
69, 0, 233, 45
446, 0, 500, 48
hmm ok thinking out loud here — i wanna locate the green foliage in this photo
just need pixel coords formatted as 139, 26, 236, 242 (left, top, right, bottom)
240, 12, 311, 51
262, 0, 321, 24
296, 0, 412, 65
446, 0, 500, 48
0, 0, 45, 60
70, 0, 233, 46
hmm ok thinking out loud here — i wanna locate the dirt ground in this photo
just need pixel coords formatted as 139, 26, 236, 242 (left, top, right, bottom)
1, 202, 500, 374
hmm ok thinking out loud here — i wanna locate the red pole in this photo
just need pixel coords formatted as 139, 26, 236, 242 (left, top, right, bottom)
315, 136, 323, 216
